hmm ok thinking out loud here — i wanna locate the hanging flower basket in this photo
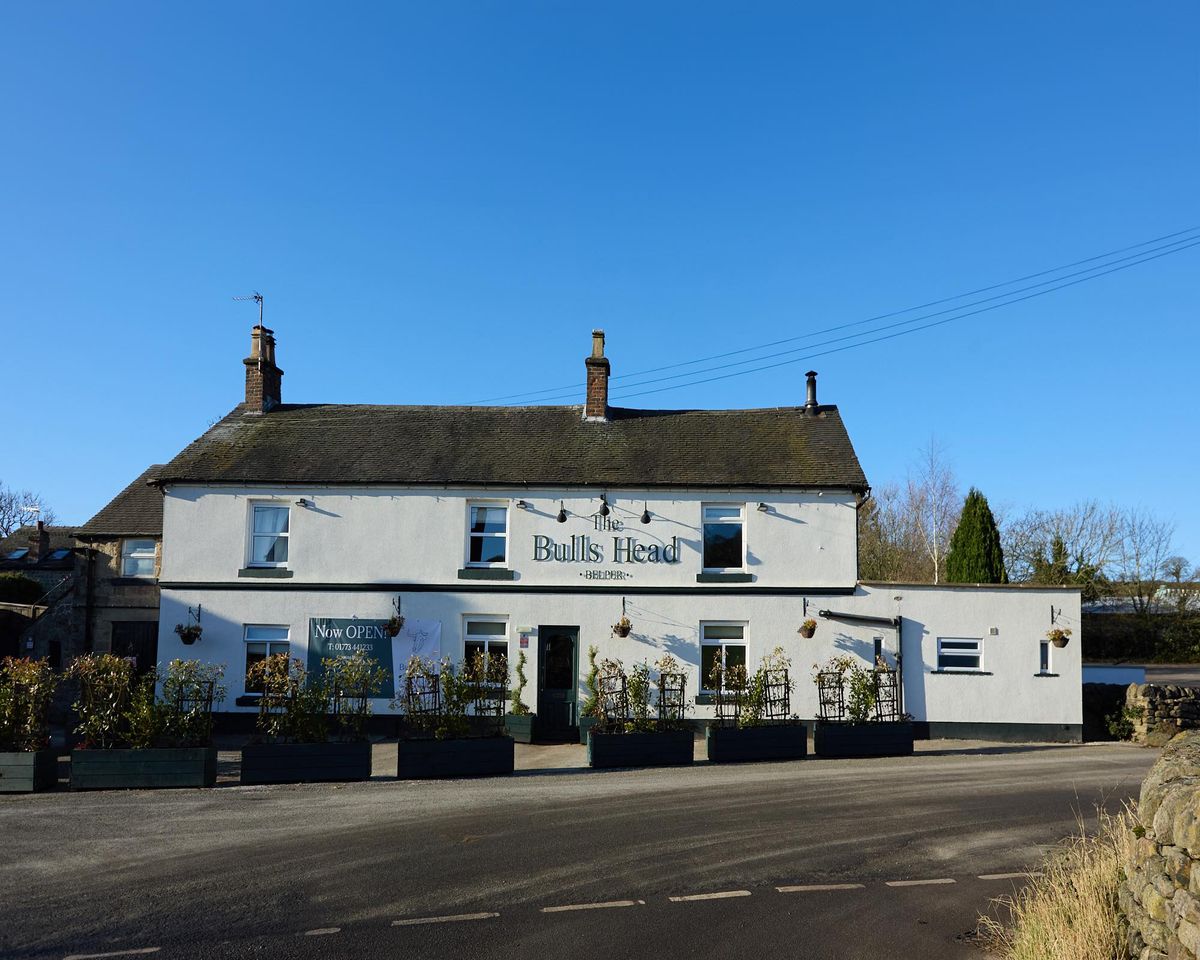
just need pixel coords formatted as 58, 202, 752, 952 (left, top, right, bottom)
612, 616, 632, 638
798, 618, 817, 639
1047, 627, 1072, 649
384, 615, 405, 638
174, 624, 203, 645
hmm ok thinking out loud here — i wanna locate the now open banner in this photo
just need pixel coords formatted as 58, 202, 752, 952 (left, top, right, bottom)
307, 617, 442, 701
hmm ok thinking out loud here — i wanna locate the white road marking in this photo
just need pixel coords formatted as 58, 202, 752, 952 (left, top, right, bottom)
885, 878, 956, 887
64, 950, 161, 960
777, 883, 866, 893
979, 872, 1041, 881
303, 927, 341, 936
669, 890, 752, 902
392, 912, 500, 926
541, 900, 644, 913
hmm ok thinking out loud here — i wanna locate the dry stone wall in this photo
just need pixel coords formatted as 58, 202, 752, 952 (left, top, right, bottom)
1128, 685, 1200, 747
1121, 731, 1200, 959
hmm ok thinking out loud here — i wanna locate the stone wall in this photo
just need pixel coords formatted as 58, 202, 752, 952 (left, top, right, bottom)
1121, 731, 1200, 959
1128, 684, 1200, 747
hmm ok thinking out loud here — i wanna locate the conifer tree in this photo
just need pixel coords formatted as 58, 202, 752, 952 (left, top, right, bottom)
946, 487, 1007, 584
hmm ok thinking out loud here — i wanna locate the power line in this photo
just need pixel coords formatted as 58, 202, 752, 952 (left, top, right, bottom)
475, 224, 1200, 404
607, 236, 1200, 402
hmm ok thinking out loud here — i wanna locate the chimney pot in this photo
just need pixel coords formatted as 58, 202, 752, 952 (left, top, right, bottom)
28, 520, 49, 563
584, 329, 610, 421
804, 370, 819, 413
244, 324, 283, 414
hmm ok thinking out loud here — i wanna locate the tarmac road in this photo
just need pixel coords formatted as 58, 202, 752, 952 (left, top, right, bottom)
0, 739, 1155, 960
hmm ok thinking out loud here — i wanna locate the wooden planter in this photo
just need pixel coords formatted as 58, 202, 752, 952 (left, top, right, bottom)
587, 729, 694, 769
504, 714, 536, 744
241, 740, 372, 785
397, 736, 515, 779
71, 746, 217, 790
706, 723, 808, 763
813, 721, 914, 759
0, 749, 58, 793
578, 715, 598, 745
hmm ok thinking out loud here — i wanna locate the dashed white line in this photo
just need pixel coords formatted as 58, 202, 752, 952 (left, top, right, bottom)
885, 878, 956, 887
64, 950, 161, 960
392, 912, 500, 926
979, 872, 1040, 881
669, 890, 752, 902
303, 927, 341, 936
777, 883, 865, 893
541, 900, 644, 913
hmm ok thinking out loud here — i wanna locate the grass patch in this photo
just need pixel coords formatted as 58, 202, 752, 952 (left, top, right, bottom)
978, 809, 1136, 960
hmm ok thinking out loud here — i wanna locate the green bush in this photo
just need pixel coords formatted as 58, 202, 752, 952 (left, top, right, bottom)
0, 657, 56, 751
324, 650, 387, 740
0, 573, 45, 605
509, 651, 531, 716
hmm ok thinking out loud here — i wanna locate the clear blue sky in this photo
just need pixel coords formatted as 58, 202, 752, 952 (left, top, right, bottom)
2, 3, 1197, 559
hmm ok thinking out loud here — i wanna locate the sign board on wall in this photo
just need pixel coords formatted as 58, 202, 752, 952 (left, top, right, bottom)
308, 618, 396, 699
307, 617, 443, 701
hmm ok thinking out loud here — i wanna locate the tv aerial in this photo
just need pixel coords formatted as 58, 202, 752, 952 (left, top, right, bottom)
233, 291, 264, 326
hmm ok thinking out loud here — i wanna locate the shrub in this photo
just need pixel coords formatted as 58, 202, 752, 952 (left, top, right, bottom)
0, 657, 56, 751
161, 659, 226, 746
509, 651, 531, 716
324, 650, 386, 740
738, 647, 794, 728
581, 645, 600, 718
0, 573, 45, 606
67, 653, 135, 749
978, 809, 1134, 960
1105, 703, 1144, 741
396, 655, 475, 740
248, 654, 331, 743
627, 661, 653, 732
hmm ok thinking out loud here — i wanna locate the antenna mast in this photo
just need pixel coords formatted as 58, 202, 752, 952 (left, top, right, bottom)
233, 291, 264, 327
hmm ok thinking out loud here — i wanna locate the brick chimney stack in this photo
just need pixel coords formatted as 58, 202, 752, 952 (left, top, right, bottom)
584, 329, 610, 422
27, 520, 49, 563
244, 325, 283, 414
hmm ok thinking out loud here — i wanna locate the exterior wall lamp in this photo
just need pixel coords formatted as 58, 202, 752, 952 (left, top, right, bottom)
640, 502, 651, 524
556, 502, 568, 523
516, 500, 532, 510
599, 495, 610, 517
757, 502, 769, 512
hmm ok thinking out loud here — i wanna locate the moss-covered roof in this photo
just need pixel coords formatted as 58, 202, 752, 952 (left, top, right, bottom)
153, 403, 868, 490
75, 464, 164, 537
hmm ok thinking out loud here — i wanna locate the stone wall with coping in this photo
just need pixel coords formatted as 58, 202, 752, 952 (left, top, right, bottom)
1128, 684, 1200, 747
1121, 731, 1200, 959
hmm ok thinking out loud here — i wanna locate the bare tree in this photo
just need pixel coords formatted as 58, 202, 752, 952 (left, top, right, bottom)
904, 439, 960, 584
0, 481, 57, 538
1115, 508, 1176, 616
858, 483, 926, 582
1160, 555, 1198, 614
1002, 500, 1123, 597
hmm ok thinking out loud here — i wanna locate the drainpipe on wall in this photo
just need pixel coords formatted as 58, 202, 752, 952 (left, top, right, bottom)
893, 615, 903, 716
84, 548, 96, 653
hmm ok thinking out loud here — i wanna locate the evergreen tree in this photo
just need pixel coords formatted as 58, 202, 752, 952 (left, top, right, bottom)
946, 488, 1007, 584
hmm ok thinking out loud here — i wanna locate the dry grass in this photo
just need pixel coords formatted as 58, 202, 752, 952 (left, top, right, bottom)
978, 808, 1137, 960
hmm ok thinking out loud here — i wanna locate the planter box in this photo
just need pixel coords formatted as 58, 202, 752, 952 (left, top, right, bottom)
706, 724, 808, 763
241, 740, 372, 785
505, 714, 536, 744
813, 722, 915, 759
71, 747, 217, 790
397, 736, 515, 779
578, 715, 597, 745
0, 749, 58, 793
587, 729, 694, 769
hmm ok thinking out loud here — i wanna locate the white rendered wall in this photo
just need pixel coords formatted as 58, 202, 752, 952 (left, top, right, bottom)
158, 581, 1082, 729
158, 485, 860, 589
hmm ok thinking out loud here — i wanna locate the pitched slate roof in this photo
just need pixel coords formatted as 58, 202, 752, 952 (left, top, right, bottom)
154, 404, 868, 490
0, 525, 77, 571
75, 464, 165, 538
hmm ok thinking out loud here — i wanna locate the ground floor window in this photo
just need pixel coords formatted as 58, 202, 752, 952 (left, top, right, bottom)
937, 637, 983, 672
700, 622, 747, 691
1039, 640, 1051, 674
244, 625, 290, 692
464, 618, 508, 665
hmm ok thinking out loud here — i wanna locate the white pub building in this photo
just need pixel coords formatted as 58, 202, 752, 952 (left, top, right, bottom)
152, 326, 1082, 742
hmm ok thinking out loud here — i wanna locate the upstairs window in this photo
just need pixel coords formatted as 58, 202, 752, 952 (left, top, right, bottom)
5, 548, 28, 561
467, 504, 508, 567
243, 625, 290, 693
250, 504, 289, 567
700, 622, 747, 692
937, 638, 983, 672
121, 539, 156, 578
702, 505, 744, 570
464, 618, 509, 665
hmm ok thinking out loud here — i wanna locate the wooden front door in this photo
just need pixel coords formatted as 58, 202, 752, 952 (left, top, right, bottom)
537, 626, 579, 741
